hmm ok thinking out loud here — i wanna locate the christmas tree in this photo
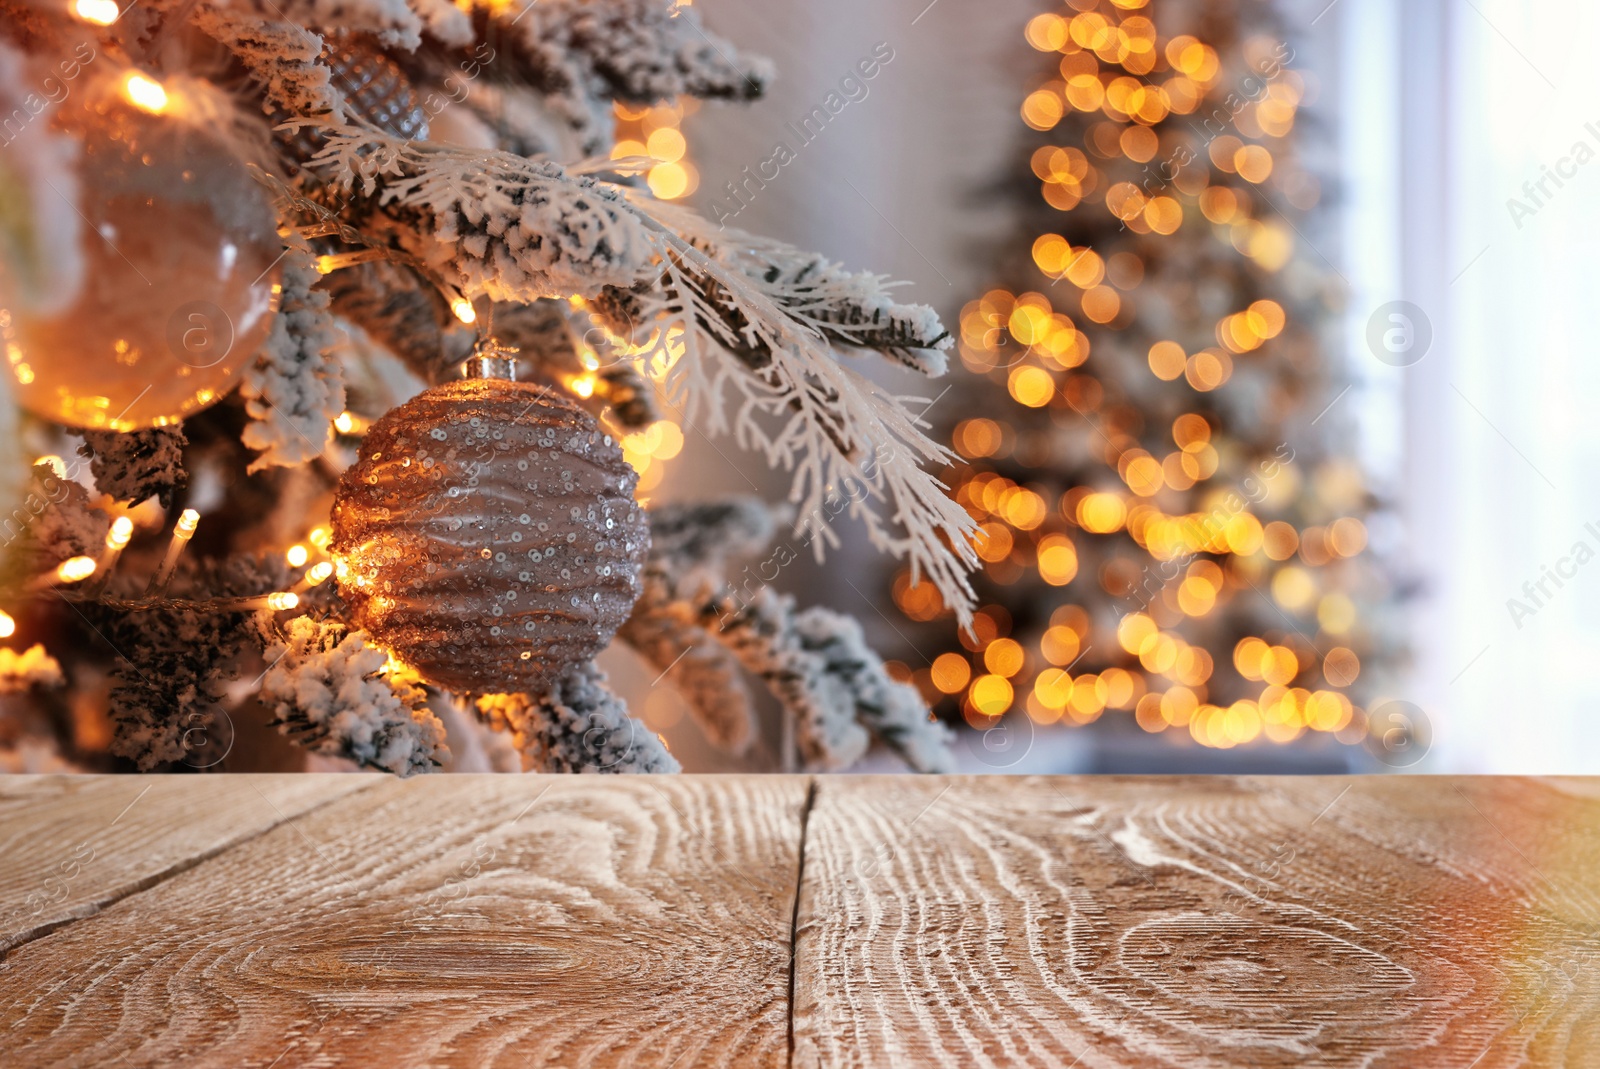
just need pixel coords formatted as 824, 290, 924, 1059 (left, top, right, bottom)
892, 0, 1399, 759
0, 0, 974, 774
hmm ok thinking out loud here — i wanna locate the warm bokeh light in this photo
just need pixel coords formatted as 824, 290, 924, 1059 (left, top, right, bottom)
72, 0, 119, 24
57, 557, 97, 583
122, 73, 168, 114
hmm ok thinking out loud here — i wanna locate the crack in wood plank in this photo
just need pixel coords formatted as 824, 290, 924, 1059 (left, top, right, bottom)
786, 776, 818, 1068
0, 781, 380, 961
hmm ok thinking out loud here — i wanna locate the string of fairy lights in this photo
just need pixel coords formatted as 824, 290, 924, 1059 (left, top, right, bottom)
892, 0, 1384, 753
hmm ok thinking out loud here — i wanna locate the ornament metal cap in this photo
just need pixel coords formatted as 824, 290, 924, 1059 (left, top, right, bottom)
462, 337, 521, 381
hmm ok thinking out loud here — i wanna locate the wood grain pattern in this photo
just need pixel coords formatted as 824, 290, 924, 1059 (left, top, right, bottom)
5, 775, 1597, 1069
0, 774, 372, 955
791, 775, 1600, 1069
0, 775, 808, 1068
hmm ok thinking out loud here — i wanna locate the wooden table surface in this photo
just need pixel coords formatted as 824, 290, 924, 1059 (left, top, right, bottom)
1, 776, 1597, 1068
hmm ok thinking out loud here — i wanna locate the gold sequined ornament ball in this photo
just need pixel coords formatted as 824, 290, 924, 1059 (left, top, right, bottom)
330, 374, 650, 695
2, 96, 283, 430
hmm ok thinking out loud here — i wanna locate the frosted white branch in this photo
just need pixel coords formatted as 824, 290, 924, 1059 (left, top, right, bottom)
242, 243, 347, 470
263, 616, 448, 776
476, 663, 679, 773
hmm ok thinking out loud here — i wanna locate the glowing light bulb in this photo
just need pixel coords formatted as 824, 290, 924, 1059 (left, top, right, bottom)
123, 73, 168, 114
175, 509, 200, 536
450, 297, 476, 324
72, 0, 119, 24
57, 557, 97, 583
35, 455, 66, 478
107, 516, 134, 549
266, 592, 299, 611
307, 561, 334, 585
286, 544, 309, 568
309, 527, 331, 549
0, 611, 14, 638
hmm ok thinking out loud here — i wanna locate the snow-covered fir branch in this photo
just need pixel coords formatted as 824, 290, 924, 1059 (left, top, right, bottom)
638, 498, 782, 585
625, 210, 977, 623
306, 130, 662, 302
475, 661, 678, 773
488, 0, 772, 156
190, 0, 471, 118
94, 553, 324, 771
622, 206, 953, 374
263, 616, 448, 776
190, 8, 333, 117
101, 604, 246, 771
703, 585, 869, 771
240, 243, 347, 470
77, 426, 188, 506
618, 600, 755, 753
793, 607, 955, 773
6, 462, 109, 584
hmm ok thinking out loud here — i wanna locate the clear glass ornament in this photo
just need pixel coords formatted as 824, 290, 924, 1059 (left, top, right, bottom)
1, 99, 283, 430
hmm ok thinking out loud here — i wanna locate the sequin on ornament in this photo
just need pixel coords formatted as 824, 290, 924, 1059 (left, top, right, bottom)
330, 378, 649, 695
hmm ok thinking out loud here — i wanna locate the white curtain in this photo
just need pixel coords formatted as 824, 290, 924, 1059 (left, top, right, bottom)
1339, 0, 1600, 771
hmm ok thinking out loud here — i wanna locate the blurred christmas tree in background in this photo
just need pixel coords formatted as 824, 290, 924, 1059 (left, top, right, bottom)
891, 0, 1403, 761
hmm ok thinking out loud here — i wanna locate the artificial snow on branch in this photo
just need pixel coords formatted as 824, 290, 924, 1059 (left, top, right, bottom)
705, 585, 870, 771
476, 661, 679, 773
102, 605, 243, 771
609, 210, 953, 375
95, 553, 315, 771
306, 129, 662, 302
631, 494, 781, 583
240, 243, 347, 470
78, 426, 188, 507
10, 462, 109, 580
625, 204, 977, 623
793, 606, 955, 774
618, 498, 769, 753
190, 9, 333, 118
191, 0, 472, 118
262, 615, 448, 776
487, 0, 772, 156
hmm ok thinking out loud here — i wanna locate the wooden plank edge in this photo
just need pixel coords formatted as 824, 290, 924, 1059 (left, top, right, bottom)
0, 777, 382, 961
